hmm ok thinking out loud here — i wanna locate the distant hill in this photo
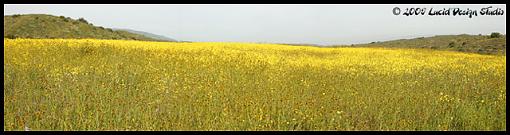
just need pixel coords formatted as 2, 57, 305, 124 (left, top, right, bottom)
4, 14, 163, 41
349, 34, 506, 55
113, 28, 177, 42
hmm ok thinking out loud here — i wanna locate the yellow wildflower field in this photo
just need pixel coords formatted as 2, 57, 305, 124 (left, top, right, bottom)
3, 39, 506, 130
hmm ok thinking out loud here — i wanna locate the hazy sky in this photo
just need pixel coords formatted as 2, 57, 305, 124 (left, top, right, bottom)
4, 4, 506, 45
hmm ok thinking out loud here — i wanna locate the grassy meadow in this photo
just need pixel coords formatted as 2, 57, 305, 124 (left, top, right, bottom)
3, 38, 506, 130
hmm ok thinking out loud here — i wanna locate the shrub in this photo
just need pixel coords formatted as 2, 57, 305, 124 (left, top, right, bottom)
448, 42, 456, 48
490, 32, 501, 38
5, 34, 17, 39
78, 18, 89, 24
59, 16, 69, 22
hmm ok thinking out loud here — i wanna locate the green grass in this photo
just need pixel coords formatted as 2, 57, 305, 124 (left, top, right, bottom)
4, 14, 161, 41
350, 34, 506, 55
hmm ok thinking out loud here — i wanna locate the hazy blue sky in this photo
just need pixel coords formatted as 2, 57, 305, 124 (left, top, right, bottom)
4, 4, 506, 45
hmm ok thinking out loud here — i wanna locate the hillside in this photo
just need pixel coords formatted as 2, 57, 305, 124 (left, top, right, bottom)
4, 14, 163, 41
113, 28, 177, 42
350, 34, 506, 55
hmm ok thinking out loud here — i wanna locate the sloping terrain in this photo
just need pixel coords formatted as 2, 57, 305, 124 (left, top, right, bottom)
4, 14, 161, 41
351, 34, 506, 55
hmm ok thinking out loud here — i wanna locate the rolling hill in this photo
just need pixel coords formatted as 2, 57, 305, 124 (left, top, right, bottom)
3, 14, 169, 41
113, 28, 177, 42
349, 34, 506, 55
